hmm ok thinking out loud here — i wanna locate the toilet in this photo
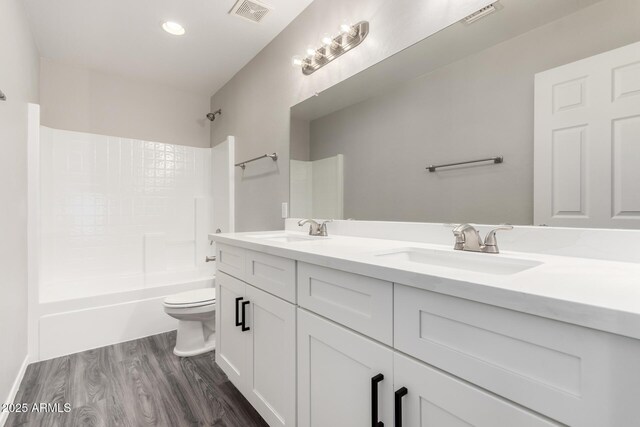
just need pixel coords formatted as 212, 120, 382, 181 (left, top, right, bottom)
163, 288, 216, 357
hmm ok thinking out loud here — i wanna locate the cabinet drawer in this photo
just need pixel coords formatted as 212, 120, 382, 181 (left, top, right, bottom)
298, 263, 393, 345
394, 352, 558, 426
245, 250, 296, 303
394, 284, 640, 426
216, 243, 245, 279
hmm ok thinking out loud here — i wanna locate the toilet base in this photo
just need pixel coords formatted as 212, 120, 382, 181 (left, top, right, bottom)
173, 339, 216, 357
173, 318, 216, 357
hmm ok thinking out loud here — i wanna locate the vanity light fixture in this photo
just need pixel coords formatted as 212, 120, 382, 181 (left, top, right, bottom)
162, 21, 186, 36
462, 2, 501, 25
291, 21, 369, 75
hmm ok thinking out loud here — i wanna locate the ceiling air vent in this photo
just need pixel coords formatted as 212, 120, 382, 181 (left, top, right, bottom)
462, 2, 502, 25
230, 0, 272, 23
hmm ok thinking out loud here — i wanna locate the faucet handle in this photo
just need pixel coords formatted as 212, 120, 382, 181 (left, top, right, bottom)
318, 219, 332, 236
298, 219, 320, 235
483, 224, 513, 252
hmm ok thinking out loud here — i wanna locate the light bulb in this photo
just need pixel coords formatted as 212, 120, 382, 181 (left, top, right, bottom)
306, 46, 316, 56
321, 33, 333, 46
291, 55, 303, 67
162, 21, 186, 36
340, 23, 352, 34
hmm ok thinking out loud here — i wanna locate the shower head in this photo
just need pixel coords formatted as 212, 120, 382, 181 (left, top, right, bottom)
206, 109, 222, 122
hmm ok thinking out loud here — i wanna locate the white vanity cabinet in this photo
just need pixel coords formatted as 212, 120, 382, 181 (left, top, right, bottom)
215, 247, 296, 427
297, 308, 394, 427
214, 239, 640, 427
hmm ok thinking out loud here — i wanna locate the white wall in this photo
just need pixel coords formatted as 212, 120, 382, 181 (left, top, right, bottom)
0, 0, 40, 410
210, 0, 493, 231
40, 58, 211, 148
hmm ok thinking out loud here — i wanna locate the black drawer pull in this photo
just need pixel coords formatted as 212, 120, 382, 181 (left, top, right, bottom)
395, 387, 408, 427
241, 300, 250, 331
371, 373, 384, 427
235, 297, 243, 327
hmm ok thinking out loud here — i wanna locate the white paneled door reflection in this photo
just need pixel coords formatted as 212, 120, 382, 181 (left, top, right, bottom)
39, 127, 214, 302
534, 40, 640, 229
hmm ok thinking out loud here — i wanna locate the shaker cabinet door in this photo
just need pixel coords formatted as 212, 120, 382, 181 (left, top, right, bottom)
297, 308, 393, 427
215, 272, 248, 390
245, 285, 296, 427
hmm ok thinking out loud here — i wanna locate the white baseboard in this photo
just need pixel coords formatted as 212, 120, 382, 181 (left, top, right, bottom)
1, 355, 30, 427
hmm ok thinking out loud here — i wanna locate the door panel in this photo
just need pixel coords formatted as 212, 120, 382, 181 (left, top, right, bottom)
535, 40, 640, 228
297, 308, 393, 427
215, 272, 247, 390
245, 285, 296, 427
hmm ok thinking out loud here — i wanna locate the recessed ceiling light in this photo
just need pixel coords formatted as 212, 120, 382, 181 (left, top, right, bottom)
162, 21, 185, 36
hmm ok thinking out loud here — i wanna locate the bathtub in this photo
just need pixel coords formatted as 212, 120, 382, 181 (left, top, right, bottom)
36, 274, 214, 360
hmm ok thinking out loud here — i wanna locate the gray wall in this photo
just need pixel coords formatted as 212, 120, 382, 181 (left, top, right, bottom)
40, 59, 211, 147
309, 0, 640, 224
210, 0, 494, 231
0, 0, 40, 405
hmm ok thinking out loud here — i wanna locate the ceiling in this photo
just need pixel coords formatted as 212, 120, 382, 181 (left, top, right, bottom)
23, 0, 314, 95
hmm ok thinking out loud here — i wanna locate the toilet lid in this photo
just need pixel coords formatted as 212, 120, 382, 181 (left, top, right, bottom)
164, 288, 216, 306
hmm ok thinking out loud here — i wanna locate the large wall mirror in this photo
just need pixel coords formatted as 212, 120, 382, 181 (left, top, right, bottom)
289, 0, 640, 229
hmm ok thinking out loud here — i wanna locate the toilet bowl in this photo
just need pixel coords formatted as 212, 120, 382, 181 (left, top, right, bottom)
163, 288, 216, 357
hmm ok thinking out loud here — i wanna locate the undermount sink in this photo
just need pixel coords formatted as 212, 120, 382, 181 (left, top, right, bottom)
246, 233, 320, 243
375, 247, 541, 275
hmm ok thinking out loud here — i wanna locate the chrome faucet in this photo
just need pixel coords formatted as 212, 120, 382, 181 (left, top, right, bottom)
451, 224, 513, 254
298, 219, 332, 236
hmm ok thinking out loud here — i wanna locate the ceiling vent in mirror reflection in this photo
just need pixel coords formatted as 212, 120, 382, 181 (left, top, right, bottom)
230, 0, 272, 23
462, 2, 503, 25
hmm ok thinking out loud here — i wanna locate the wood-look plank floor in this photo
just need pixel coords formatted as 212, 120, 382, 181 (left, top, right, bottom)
6, 331, 269, 427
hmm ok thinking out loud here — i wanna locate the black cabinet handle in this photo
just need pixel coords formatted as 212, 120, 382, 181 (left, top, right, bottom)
371, 373, 384, 427
235, 297, 243, 326
394, 387, 408, 427
241, 300, 250, 331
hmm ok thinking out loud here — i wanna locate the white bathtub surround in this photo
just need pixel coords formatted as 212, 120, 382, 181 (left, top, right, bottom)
210, 223, 640, 426
30, 126, 219, 361
38, 126, 215, 302
290, 155, 344, 219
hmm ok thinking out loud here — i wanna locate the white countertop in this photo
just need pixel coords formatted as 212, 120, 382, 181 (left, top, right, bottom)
210, 230, 640, 340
